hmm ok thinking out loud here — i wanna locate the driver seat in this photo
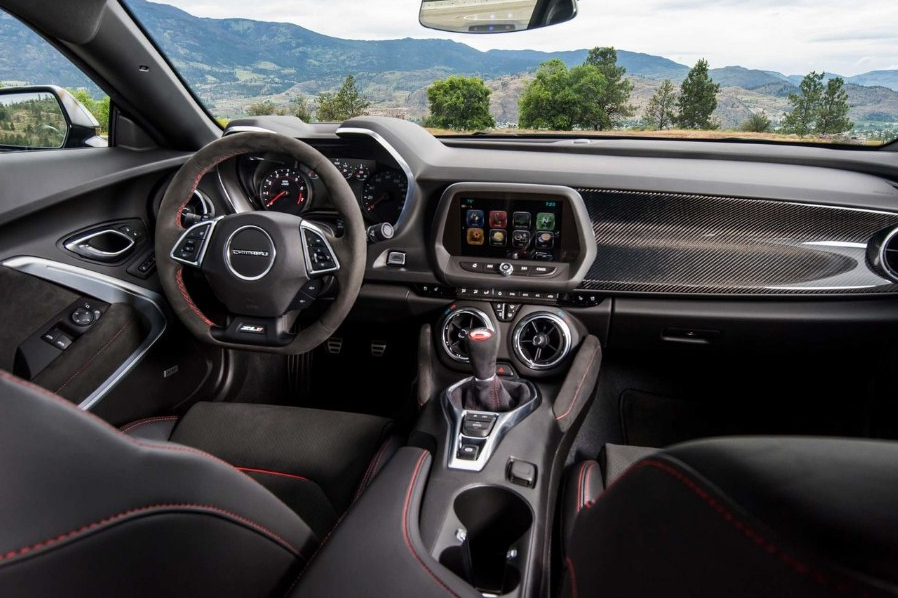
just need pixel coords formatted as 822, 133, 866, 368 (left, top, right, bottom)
0, 371, 398, 597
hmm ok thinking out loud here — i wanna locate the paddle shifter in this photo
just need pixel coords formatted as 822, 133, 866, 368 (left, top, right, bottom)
462, 328, 518, 412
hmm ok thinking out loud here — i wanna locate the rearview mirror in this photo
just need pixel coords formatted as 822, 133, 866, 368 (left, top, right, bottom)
419, 0, 577, 34
0, 85, 105, 150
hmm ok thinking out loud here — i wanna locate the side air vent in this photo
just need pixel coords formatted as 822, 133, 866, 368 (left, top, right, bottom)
868, 226, 898, 282
512, 312, 572, 370
441, 308, 495, 363
179, 190, 215, 228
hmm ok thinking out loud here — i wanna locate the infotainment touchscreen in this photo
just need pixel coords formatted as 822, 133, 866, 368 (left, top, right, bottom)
459, 197, 563, 261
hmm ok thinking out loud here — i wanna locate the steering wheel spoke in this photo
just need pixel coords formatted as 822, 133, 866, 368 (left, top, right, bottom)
170, 218, 220, 269
210, 313, 298, 347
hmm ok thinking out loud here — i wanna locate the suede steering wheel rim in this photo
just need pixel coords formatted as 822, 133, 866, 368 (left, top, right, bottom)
156, 132, 366, 354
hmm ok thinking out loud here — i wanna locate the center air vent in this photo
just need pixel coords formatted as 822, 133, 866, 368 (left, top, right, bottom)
869, 226, 898, 283
512, 312, 572, 370
179, 190, 215, 228
441, 308, 494, 363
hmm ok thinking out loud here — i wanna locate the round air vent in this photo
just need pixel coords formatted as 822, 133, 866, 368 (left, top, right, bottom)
512, 312, 572, 370
179, 190, 215, 228
868, 226, 898, 282
441, 307, 495, 363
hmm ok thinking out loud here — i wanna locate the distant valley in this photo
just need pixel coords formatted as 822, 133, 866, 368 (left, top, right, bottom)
2, 0, 897, 132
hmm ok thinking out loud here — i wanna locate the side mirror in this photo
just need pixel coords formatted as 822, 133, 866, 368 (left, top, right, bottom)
419, 0, 577, 34
0, 85, 106, 150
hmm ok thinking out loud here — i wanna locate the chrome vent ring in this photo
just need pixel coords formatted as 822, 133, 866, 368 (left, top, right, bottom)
441, 307, 495, 363
878, 227, 898, 282
512, 312, 572, 370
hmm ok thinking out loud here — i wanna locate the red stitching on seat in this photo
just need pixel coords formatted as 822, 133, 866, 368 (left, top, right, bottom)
576, 461, 588, 512
55, 320, 133, 394
555, 344, 600, 420
120, 416, 180, 434
587, 459, 865, 597
354, 438, 393, 501
237, 467, 311, 482
403, 452, 464, 598
566, 556, 580, 598
0, 503, 301, 563
176, 267, 214, 326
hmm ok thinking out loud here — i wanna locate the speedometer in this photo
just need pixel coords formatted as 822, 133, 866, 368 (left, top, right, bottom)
361, 169, 408, 224
259, 168, 311, 215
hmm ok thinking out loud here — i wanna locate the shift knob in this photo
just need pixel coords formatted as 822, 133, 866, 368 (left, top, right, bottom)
465, 327, 498, 381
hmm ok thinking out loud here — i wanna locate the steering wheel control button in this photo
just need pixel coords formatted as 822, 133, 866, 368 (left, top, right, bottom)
70, 308, 95, 326
225, 225, 276, 281
499, 262, 514, 276
301, 280, 323, 297
171, 220, 217, 268
301, 224, 340, 275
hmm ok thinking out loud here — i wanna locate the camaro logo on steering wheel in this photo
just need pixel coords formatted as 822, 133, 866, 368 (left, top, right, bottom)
230, 249, 270, 257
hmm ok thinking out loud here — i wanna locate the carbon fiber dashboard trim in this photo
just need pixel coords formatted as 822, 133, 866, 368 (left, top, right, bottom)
576, 189, 898, 296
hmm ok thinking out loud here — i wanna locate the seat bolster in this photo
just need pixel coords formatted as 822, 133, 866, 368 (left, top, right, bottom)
561, 460, 603, 555
120, 416, 179, 440
0, 372, 316, 575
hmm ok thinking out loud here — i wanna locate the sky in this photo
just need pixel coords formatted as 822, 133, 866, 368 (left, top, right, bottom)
157, 0, 898, 76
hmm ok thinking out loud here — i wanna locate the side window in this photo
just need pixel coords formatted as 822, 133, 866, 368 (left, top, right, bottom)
0, 9, 109, 150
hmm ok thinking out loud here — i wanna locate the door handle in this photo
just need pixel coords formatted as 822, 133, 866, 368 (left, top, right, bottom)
64, 229, 136, 262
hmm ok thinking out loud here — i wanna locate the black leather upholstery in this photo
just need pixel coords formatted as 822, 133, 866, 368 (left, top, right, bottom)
0, 371, 313, 598
561, 444, 656, 554
121, 402, 398, 538
564, 437, 898, 598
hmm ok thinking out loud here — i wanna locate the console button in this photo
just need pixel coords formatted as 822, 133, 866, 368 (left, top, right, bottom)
42, 328, 62, 344
530, 265, 557, 277
483, 262, 498, 273
513, 264, 531, 276
462, 414, 496, 438
457, 444, 480, 460
460, 261, 481, 272
498, 262, 514, 277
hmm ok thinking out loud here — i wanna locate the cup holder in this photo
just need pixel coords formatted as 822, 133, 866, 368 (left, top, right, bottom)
439, 486, 533, 595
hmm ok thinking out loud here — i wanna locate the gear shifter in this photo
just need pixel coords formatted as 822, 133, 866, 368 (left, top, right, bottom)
462, 328, 520, 412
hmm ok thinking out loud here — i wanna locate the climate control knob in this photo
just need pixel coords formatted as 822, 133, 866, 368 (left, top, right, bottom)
499, 262, 514, 277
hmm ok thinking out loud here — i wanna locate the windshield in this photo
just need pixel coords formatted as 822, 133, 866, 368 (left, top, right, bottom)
122, 0, 898, 146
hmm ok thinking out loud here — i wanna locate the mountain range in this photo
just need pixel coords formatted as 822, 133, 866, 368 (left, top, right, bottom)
2, 0, 897, 129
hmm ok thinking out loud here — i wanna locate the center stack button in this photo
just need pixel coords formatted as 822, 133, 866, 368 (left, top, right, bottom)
499, 262, 514, 277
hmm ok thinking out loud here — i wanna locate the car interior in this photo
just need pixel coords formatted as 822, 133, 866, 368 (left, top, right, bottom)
2, 0, 898, 596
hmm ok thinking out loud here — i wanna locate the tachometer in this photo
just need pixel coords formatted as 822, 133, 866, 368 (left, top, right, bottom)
361, 169, 408, 224
259, 168, 311, 214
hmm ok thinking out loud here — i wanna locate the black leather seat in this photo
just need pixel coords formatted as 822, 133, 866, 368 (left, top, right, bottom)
0, 371, 398, 597
563, 438, 898, 598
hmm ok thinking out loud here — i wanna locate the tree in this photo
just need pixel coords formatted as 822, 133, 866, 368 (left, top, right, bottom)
740, 112, 772, 133
518, 59, 607, 131
246, 100, 283, 116
290, 94, 314, 122
424, 76, 495, 131
316, 75, 370, 122
816, 77, 852, 135
584, 47, 634, 129
676, 59, 720, 129
781, 71, 824, 137
643, 80, 678, 130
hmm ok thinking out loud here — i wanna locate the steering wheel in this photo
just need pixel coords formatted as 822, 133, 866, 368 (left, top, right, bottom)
156, 132, 366, 354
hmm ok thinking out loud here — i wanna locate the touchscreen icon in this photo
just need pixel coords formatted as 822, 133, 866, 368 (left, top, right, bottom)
466, 210, 484, 228
489, 229, 506, 247
513, 212, 531, 229
467, 228, 485, 246
535, 231, 554, 249
489, 211, 507, 228
512, 230, 530, 248
536, 213, 556, 231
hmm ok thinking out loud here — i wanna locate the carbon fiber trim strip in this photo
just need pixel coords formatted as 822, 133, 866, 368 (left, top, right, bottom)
576, 189, 898, 296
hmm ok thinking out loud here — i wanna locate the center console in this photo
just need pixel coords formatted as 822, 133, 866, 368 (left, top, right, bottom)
293, 183, 603, 598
